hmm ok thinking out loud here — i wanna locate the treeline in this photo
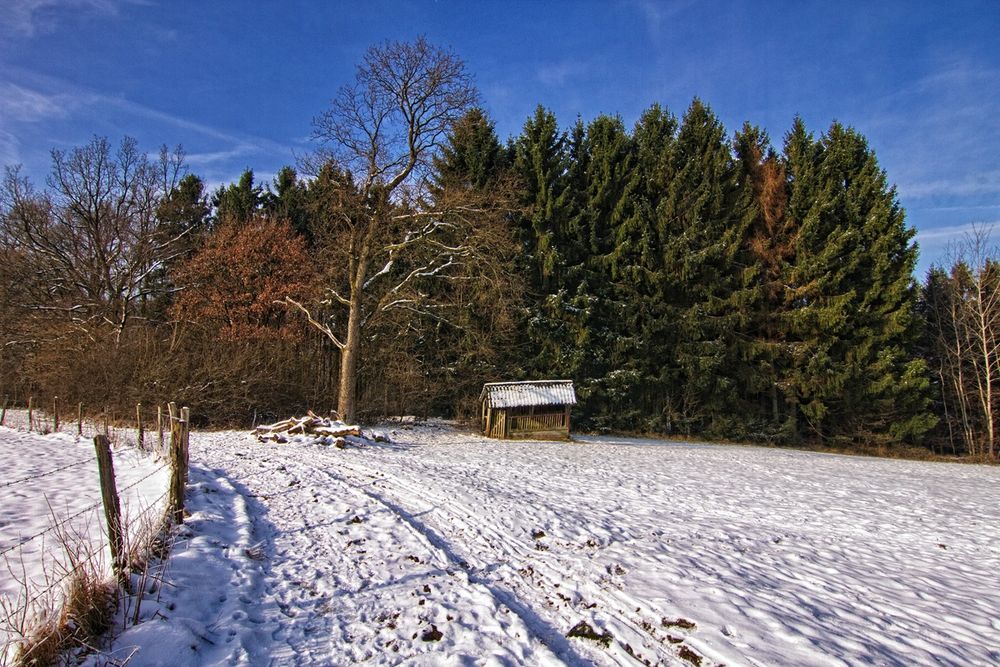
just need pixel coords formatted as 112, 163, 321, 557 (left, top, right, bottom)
502, 102, 935, 447
0, 67, 995, 457
0, 140, 340, 424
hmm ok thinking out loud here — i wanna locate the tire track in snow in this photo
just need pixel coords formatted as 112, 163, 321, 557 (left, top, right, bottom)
219, 443, 564, 665
309, 460, 592, 665
329, 454, 694, 666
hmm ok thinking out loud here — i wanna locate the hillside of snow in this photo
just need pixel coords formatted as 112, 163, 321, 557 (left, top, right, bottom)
90, 423, 1000, 666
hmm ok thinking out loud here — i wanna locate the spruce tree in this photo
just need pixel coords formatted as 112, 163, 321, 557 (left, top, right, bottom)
213, 169, 264, 225
422, 108, 520, 410
779, 117, 828, 441
513, 106, 570, 294
513, 106, 579, 378
782, 119, 933, 443
656, 99, 743, 434
265, 167, 311, 241
432, 108, 506, 190
147, 173, 211, 319
158, 173, 211, 256
574, 114, 635, 426
619, 105, 677, 429
732, 123, 794, 437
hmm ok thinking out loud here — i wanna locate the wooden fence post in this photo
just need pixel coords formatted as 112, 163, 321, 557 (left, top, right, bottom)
180, 407, 190, 484
0, 396, 7, 426
77, 402, 83, 436
94, 435, 127, 590
27, 396, 33, 431
157, 405, 163, 451
53, 396, 59, 432
136, 403, 144, 450
168, 402, 184, 524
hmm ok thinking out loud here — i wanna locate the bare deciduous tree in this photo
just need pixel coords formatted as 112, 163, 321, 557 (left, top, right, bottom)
287, 38, 517, 422
0, 137, 187, 345
924, 223, 1000, 459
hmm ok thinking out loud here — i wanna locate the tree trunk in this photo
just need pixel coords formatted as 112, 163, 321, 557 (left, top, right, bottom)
770, 383, 779, 424
785, 394, 800, 444
337, 295, 362, 423
976, 297, 995, 458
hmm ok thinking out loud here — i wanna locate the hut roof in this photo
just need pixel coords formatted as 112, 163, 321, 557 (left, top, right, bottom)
480, 380, 577, 409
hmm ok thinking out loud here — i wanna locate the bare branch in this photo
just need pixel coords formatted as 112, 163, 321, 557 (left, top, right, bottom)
281, 297, 346, 349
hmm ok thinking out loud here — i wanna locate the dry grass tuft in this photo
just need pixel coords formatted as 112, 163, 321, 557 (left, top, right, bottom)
1, 511, 117, 667
120, 499, 173, 628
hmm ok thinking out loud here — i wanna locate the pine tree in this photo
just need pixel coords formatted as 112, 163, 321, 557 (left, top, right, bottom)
732, 123, 794, 437
579, 114, 639, 427
779, 117, 828, 441
782, 120, 933, 443
213, 169, 264, 225
147, 173, 211, 319
619, 104, 677, 429
513, 106, 570, 293
158, 173, 211, 244
421, 108, 522, 412
432, 108, 506, 191
265, 167, 311, 241
513, 106, 580, 379
656, 99, 743, 434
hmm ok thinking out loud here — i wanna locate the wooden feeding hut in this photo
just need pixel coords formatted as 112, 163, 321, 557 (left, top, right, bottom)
480, 380, 576, 440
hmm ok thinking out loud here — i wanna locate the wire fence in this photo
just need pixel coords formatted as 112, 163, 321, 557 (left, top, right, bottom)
0, 399, 170, 458
0, 399, 190, 662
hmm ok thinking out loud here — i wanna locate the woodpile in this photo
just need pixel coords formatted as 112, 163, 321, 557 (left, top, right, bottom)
253, 411, 388, 448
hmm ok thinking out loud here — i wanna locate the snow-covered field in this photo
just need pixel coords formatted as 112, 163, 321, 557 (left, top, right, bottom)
0, 417, 169, 649
89, 422, 1000, 666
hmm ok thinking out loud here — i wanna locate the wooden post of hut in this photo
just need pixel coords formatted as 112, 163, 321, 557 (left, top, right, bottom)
479, 381, 576, 440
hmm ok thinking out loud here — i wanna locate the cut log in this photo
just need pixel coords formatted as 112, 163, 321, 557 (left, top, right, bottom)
314, 425, 361, 438
253, 413, 363, 444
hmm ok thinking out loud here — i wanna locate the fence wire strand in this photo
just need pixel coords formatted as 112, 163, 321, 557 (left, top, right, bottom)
0, 498, 106, 561
0, 539, 107, 629
0, 455, 99, 490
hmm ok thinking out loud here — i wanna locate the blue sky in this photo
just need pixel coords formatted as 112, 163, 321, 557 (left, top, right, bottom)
2, 0, 998, 275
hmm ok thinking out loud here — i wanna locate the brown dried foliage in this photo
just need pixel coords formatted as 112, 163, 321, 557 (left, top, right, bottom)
171, 217, 317, 342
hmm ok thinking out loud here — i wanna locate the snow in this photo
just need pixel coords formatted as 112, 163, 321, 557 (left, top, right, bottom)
0, 417, 170, 647
85, 422, 1000, 665
481, 380, 577, 409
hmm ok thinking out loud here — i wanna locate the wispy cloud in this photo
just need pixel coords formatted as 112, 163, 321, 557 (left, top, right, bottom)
916, 221, 996, 243
0, 129, 20, 167
5, 68, 287, 150
911, 203, 1000, 213
151, 26, 178, 43
915, 221, 1000, 272
0, 82, 80, 121
0, 71, 294, 178
5, 0, 127, 37
626, 0, 698, 42
900, 170, 1000, 199
185, 144, 262, 167
861, 58, 1000, 203
536, 60, 588, 87
0, 80, 92, 169
911, 61, 1000, 95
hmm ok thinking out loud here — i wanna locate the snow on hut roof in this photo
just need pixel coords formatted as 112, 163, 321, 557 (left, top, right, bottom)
480, 380, 577, 409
